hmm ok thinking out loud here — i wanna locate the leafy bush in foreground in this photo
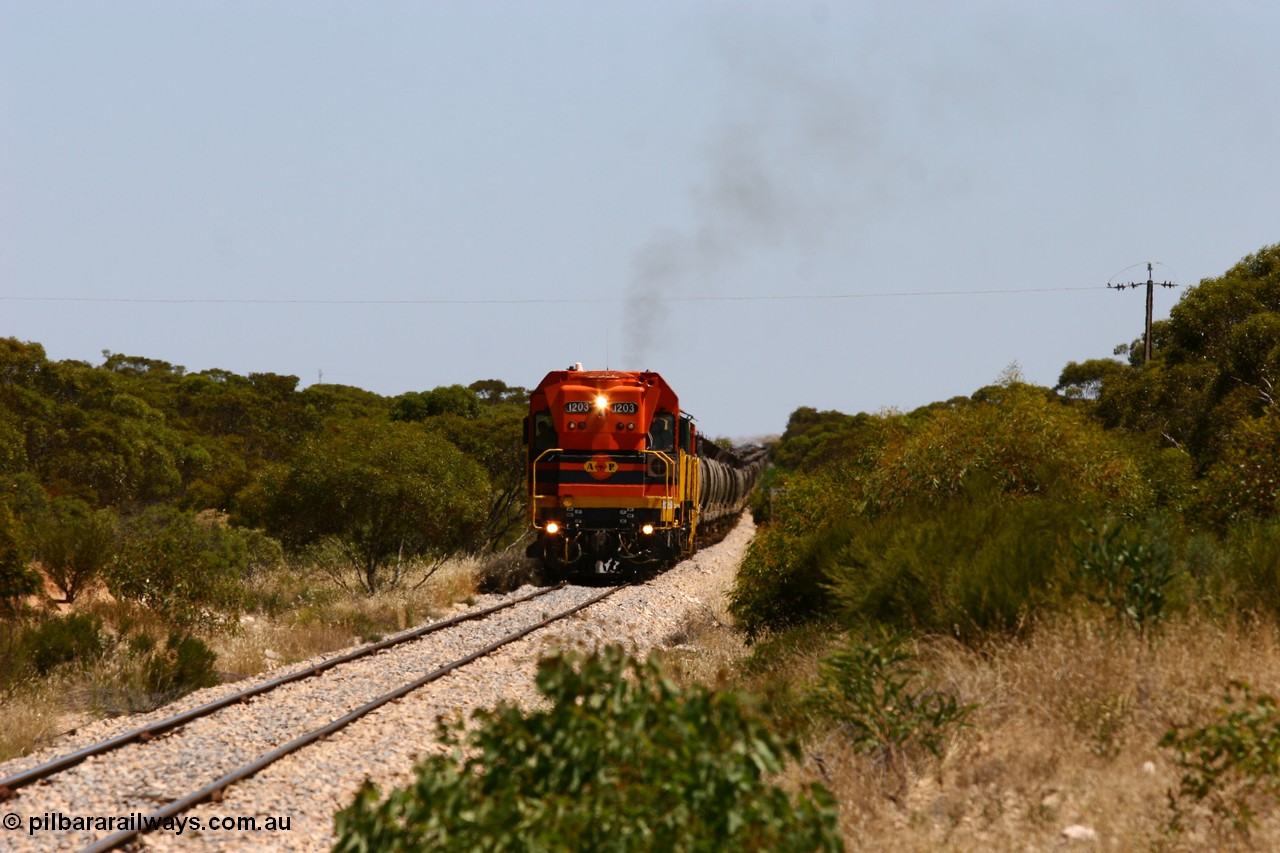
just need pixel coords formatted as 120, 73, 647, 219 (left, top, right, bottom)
1163, 682, 1280, 836
334, 646, 842, 853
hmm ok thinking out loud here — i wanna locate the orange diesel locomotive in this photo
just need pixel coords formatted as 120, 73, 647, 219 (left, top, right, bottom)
525, 365, 763, 577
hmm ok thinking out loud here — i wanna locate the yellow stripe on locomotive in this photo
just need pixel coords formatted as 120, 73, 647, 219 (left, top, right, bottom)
524, 365, 762, 579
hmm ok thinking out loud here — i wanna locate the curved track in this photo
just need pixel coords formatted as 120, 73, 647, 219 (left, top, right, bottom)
0, 583, 625, 852
0, 584, 564, 801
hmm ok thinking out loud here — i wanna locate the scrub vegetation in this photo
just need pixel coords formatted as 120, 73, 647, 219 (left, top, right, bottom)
714, 242, 1280, 848
0, 351, 528, 758
340, 246, 1280, 851
8, 243, 1280, 850
335, 647, 843, 853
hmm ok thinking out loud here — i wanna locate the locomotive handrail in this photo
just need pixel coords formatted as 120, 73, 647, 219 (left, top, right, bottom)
524, 368, 758, 576
531, 446, 679, 527
687, 451, 701, 546
641, 448, 676, 523
529, 447, 563, 528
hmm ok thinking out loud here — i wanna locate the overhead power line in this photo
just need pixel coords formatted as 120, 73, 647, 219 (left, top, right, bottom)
1, 286, 1100, 306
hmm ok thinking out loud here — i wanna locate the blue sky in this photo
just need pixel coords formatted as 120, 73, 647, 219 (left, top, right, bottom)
3, 2, 1278, 437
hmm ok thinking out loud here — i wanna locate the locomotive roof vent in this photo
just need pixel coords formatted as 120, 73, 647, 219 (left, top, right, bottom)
568, 362, 583, 371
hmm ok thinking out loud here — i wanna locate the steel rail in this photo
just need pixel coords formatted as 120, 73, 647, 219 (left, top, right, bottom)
81, 583, 624, 853
0, 583, 564, 799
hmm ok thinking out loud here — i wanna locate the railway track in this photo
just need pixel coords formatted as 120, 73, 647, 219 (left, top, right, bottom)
0, 582, 628, 852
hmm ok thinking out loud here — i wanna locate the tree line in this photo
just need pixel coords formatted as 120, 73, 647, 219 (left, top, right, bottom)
732, 241, 1280, 639
0, 347, 530, 613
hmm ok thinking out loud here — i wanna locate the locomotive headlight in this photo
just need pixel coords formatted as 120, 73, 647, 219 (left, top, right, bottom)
641, 523, 654, 535
545, 521, 560, 535
595, 395, 608, 410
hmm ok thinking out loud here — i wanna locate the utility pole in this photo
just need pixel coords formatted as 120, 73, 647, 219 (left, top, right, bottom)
1108, 262, 1176, 363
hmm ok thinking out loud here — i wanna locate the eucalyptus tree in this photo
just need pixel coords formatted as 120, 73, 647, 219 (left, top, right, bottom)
253, 419, 488, 594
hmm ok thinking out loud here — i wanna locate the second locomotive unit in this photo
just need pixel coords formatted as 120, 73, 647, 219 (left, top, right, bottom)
525, 365, 763, 577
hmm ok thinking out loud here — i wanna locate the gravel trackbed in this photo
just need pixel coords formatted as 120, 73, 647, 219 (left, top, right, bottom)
0, 515, 754, 852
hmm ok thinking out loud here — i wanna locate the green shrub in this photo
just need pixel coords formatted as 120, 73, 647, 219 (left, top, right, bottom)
729, 522, 835, 641
90, 630, 219, 715
0, 500, 37, 608
128, 631, 157, 656
737, 485, 1087, 644
108, 506, 251, 626
12, 612, 106, 678
731, 467, 870, 641
1178, 529, 1230, 612
1199, 412, 1280, 527
332, 609, 384, 644
1220, 517, 1280, 620
1162, 682, 1280, 835
861, 382, 1152, 516
771, 408, 897, 476
1075, 517, 1179, 636
33, 497, 119, 603
144, 631, 219, 702
827, 491, 1077, 642
807, 631, 975, 772
240, 525, 285, 579
250, 419, 488, 594
334, 646, 843, 852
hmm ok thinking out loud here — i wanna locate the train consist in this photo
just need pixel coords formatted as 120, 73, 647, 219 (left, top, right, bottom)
525, 365, 765, 578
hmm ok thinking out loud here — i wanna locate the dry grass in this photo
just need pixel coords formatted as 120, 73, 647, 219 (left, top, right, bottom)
658, 608, 748, 689
214, 556, 481, 677
0, 556, 483, 763
757, 612, 1280, 851
0, 683, 62, 760
660, 593, 1280, 850
650, 563, 760, 689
